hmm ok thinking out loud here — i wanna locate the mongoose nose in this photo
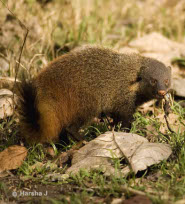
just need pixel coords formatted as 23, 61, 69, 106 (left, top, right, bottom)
158, 90, 166, 96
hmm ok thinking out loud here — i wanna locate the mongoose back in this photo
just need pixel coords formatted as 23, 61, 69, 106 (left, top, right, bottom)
18, 46, 171, 143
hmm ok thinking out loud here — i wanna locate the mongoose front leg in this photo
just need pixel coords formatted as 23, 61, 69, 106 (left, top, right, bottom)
111, 99, 136, 130
112, 111, 134, 129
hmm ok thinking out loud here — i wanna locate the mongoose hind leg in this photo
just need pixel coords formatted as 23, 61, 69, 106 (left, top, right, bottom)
38, 103, 62, 143
66, 103, 100, 141
112, 113, 133, 130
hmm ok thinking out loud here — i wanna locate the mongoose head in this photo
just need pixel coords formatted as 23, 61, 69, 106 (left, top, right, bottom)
140, 59, 171, 99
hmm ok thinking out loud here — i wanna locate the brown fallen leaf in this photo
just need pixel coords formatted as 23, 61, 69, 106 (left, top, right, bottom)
0, 145, 28, 173
172, 78, 185, 98
54, 140, 85, 167
129, 32, 185, 68
157, 113, 185, 134
29, 161, 58, 171
145, 124, 159, 142
45, 147, 56, 157
138, 100, 155, 114
54, 149, 76, 167
29, 161, 44, 170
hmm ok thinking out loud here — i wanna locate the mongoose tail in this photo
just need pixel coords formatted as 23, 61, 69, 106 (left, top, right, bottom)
18, 81, 41, 143
18, 81, 61, 143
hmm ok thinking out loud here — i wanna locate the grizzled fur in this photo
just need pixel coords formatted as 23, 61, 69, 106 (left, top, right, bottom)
18, 46, 171, 143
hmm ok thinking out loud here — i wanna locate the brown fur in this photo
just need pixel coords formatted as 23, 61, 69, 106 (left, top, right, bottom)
18, 46, 171, 143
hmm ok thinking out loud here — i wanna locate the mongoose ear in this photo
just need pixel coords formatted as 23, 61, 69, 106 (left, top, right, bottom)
167, 66, 171, 70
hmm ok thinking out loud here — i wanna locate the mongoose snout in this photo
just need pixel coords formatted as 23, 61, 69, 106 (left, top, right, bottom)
158, 90, 167, 96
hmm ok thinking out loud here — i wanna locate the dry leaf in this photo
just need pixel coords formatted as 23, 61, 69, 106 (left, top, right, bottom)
67, 156, 118, 176
172, 78, 185, 98
130, 143, 171, 173
129, 32, 185, 57
54, 141, 85, 167
138, 100, 155, 114
45, 147, 56, 157
157, 113, 185, 134
66, 132, 172, 175
0, 77, 20, 91
114, 132, 172, 173
0, 89, 15, 118
145, 124, 159, 141
54, 149, 75, 167
0, 145, 28, 173
30, 162, 44, 170
0, 89, 13, 96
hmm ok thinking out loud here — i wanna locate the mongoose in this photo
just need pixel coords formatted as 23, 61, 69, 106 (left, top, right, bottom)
18, 46, 171, 143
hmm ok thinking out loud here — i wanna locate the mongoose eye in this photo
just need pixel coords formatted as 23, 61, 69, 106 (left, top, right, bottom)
164, 79, 169, 86
150, 78, 157, 86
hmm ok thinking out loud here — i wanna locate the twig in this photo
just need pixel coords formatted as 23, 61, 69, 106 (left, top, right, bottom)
13, 29, 29, 89
164, 114, 175, 134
